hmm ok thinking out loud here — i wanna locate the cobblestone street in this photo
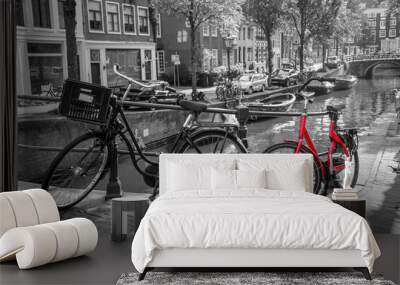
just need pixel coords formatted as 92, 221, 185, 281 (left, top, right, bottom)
359, 111, 400, 234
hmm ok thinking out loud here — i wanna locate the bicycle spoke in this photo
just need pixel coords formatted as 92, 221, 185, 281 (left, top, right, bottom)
45, 135, 108, 208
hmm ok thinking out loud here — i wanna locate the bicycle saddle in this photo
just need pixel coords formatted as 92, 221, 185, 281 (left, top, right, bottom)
298, 91, 315, 99
179, 100, 208, 112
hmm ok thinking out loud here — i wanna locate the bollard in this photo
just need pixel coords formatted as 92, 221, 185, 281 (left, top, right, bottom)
106, 138, 123, 199
235, 105, 249, 148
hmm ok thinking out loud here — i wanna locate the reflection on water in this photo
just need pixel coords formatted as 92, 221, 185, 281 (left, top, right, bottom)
247, 76, 400, 153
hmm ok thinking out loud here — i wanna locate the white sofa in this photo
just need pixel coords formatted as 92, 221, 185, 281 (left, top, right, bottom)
132, 154, 380, 280
0, 189, 98, 269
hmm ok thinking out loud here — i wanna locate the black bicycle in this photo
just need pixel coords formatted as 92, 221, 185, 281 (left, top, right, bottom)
42, 66, 246, 209
216, 79, 240, 101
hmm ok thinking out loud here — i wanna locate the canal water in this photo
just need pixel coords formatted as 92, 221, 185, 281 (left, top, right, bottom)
247, 74, 400, 153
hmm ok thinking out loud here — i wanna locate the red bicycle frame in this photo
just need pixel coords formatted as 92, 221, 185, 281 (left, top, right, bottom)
292, 113, 350, 178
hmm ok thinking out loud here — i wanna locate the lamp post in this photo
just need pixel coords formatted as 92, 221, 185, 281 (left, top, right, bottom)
224, 35, 237, 79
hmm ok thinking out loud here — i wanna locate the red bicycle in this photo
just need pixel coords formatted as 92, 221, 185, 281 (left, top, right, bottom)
264, 78, 359, 195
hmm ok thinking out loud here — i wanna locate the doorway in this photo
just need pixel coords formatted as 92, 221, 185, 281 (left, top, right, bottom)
90, 49, 101, 85
144, 50, 152, 81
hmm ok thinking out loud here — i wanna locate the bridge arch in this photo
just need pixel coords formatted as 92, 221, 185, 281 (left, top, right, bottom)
364, 60, 400, 78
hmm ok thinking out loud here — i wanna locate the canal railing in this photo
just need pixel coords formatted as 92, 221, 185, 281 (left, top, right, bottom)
17, 94, 328, 150
346, 53, 400, 62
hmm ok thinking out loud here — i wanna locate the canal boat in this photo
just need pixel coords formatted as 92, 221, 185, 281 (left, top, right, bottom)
305, 80, 334, 96
332, 75, 358, 90
246, 93, 296, 120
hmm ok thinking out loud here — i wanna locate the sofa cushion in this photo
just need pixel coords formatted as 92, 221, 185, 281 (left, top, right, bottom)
0, 218, 98, 269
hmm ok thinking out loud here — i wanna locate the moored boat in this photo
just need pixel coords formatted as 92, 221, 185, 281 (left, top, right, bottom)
331, 75, 358, 90
305, 81, 334, 96
246, 93, 296, 120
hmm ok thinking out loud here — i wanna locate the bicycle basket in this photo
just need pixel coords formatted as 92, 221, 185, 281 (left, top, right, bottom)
59, 79, 112, 125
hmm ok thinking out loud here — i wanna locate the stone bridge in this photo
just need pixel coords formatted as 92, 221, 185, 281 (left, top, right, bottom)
346, 55, 400, 78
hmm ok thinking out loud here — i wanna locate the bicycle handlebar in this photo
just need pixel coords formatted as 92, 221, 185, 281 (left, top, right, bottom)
113, 65, 158, 89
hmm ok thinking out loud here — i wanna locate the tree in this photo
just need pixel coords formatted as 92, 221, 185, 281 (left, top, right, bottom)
388, 0, 399, 12
155, 0, 244, 92
357, 19, 375, 52
333, 1, 363, 57
244, 0, 286, 73
309, 0, 341, 69
148, 1, 158, 44
285, 0, 317, 71
62, 0, 79, 80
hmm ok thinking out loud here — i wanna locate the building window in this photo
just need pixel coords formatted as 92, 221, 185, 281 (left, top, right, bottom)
242, 28, 246, 40
248, 27, 252, 40
90, 49, 101, 84
369, 19, 376, 27
122, 4, 135, 34
185, 19, 190, 28
390, 18, 396, 27
138, 6, 150, 35
157, 50, 165, 73
177, 30, 187, 43
371, 30, 376, 41
156, 14, 161, 38
182, 30, 187, 42
106, 2, 120, 33
211, 49, 218, 67
58, 0, 65, 29
88, 0, 103, 32
203, 23, 209, 36
389, 29, 396, 37
16, 0, 24, 26
380, 20, 386, 29
210, 25, 217, 37
27, 43, 64, 95
379, 29, 386, 38
106, 49, 142, 83
32, 0, 51, 28
177, 31, 182, 43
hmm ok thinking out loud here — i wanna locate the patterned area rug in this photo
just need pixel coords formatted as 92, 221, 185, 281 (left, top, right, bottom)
116, 272, 395, 285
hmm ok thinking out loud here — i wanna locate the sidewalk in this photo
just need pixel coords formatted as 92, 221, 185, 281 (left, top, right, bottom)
357, 109, 400, 234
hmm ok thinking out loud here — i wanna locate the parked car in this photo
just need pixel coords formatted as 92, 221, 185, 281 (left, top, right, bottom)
270, 68, 299, 87
234, 73, 269, 94
326, 56, 339, 68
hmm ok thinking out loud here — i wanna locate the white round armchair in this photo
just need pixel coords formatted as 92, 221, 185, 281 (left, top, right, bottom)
0, 189, 98, 269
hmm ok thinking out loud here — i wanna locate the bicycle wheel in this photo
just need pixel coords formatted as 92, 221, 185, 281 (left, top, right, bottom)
263, 143, 322, 194
178, 130, 247, 154
42, 132, 109, 210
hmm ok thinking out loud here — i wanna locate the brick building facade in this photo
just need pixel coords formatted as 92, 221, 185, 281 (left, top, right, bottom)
16, 0, 158, 96
362, 7, 400, 54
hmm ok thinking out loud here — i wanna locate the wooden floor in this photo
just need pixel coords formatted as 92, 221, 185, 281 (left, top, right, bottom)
1, 234, 398, 285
